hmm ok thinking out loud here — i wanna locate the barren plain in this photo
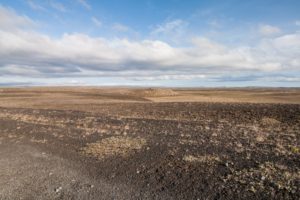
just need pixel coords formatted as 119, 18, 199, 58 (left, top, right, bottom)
0, 87, 299, 199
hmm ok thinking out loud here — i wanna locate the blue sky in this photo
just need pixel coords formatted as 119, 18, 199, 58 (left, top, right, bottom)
0, 0, 299, 87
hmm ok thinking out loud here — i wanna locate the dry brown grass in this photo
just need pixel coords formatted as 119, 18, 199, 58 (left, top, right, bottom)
134, 88, 178, 97
81, 136, 146, 159
183, 154, 221, 164
0, 87, 298, 112
261, 117, 281, 125
226, 162, 300, 193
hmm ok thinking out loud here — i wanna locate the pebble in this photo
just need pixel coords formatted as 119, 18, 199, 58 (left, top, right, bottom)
55, 186, 62, 193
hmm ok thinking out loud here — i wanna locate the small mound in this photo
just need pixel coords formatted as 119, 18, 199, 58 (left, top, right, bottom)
137, 88, 178, 97
81, 136, 146, 159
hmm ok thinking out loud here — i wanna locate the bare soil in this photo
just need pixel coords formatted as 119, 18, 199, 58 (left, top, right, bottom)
0, 87, 299, 199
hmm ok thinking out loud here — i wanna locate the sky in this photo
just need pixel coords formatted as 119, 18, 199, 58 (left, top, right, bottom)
0, 0, 300, 87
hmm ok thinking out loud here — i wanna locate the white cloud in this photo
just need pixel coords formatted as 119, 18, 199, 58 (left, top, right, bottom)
77, 0, 91, 10
1, 29, 296, 76
0, 6, 299, 84
259, 24, 281, 36
92, 17, 102, 27
272, 33, 300, 48
112, 23, 129, 32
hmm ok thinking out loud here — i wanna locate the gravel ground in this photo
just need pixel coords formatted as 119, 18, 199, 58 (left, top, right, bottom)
0, 101, 299, 200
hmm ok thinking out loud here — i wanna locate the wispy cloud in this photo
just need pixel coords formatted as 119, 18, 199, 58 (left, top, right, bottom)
259, 24, 281, 36
91, 17, 102, 27
151, 19, 188, 35
151, 19, 189, 43
207, 19, 222, 28
49, 1, 67, 12
0, 5, 36, 30
26, 0, 45, 11
112, 23, 129, 32
77, 0, 91, 10
295, 20, 300, 26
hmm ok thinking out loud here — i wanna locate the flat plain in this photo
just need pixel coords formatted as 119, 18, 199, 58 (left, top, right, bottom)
0, 87, 299, 199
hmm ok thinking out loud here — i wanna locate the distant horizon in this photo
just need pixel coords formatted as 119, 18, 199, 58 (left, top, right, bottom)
1, 85, 300, 89
0, 0, 300, 87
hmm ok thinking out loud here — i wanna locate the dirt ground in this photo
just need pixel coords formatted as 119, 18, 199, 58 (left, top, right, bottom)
0, 87, 299, 199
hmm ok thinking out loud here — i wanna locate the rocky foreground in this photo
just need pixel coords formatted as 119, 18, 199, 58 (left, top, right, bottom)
0, 102, 299, 199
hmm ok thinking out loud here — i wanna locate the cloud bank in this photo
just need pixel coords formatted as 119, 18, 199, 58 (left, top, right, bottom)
0, 6, 299, 85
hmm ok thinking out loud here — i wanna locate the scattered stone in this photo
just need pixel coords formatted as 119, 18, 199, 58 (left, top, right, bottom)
256, 135, 265, 142
55, 186, 62, 193
124, 124, 130, 130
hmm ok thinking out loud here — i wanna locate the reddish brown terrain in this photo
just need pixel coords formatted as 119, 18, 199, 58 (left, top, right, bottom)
0, 87, 299, 199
